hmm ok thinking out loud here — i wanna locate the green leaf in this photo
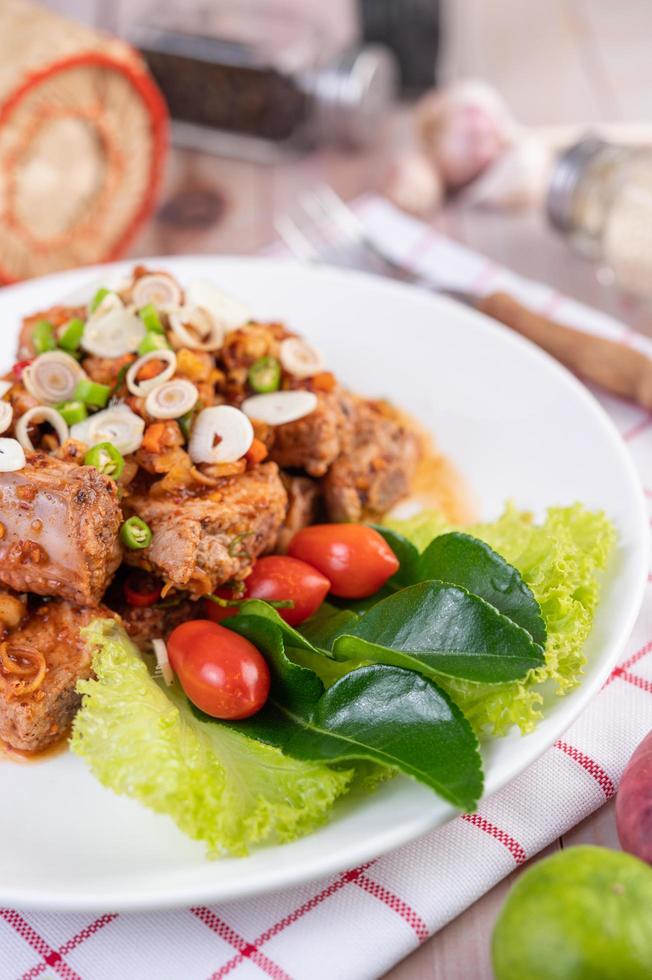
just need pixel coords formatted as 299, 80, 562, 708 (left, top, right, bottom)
226, 613, 483, 811
415, 532, 547, 646
300, 603, 360, 651
71, 620, 351, 857
369, 524, 420, 588
333, 581, 545, 683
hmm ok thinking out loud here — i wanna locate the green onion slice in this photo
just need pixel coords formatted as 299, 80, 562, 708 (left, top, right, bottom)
89, 287, 110, 313
137, 332, 171, 356
33, 320, 56, 354
247, 356, 281, 393
120, 516, 153, 549
58, 317, 85, 352
74, 378, 111, 408
56, 400, 88, 426
84, 442, 125, 479
139, 303, 165, 334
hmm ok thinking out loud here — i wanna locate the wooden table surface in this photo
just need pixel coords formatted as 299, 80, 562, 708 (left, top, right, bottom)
120, 5, 652, 975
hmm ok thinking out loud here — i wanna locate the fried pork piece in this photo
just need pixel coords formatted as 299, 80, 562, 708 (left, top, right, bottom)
276, 475, 321, 553
119, 597, 199, 651
270, 389, 355, 477
0, 453, 122, 605
124, 462, 288, 596
18, 305, 85, 359
0, 601, 106, 752
322, 400, 421, 522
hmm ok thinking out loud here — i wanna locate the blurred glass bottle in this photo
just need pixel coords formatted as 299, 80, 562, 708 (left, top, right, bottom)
547, 136, 652, 300
132, 0, 397, 159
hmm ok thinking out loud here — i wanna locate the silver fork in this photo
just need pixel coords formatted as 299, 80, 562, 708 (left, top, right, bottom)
274, 184, 438, 289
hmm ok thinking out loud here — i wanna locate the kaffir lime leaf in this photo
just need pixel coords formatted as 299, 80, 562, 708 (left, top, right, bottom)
492, 845, 652, 979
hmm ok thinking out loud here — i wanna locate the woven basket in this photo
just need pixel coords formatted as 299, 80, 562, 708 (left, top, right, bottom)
0, 0, 168, 282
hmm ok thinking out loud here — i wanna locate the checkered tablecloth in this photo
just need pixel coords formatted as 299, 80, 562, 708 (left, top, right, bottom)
2, 198, 651, 980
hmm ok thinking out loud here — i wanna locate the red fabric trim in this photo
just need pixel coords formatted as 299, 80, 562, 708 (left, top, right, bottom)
623, 414, 652, 442
461, 813, 527, 865
0, 50, 168, 284
0, 910, 82, 980
612, 667, 652, 695
355, 873, 429, 942
554, 740, 616, 798
190, 907, 291, 980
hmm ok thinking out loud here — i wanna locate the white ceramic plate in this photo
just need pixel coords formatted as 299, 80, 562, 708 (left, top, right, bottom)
0, 258, 647, 912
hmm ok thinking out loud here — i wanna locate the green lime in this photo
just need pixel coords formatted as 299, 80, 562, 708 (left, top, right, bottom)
492, 845, 652, 979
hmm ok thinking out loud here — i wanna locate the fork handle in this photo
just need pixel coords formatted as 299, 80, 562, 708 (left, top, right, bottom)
477, 291, 652, 411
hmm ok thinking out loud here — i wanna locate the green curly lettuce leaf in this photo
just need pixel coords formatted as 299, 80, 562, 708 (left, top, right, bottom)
385, 503, 615, 737
70, 619, 352, 857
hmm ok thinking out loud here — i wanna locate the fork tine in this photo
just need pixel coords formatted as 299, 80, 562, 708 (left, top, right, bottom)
273, 214, 321, 262
299, 187, 365, 249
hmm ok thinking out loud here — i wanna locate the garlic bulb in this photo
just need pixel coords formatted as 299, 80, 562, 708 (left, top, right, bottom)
168, 305, 225, 352
462, 135, 553, 210
82, 295, 146, 357
0, 438, 25, 472
384, 150, 444, 216
416, 80, 517, 190
0, 402, 13, 434
185, 280, 252, 332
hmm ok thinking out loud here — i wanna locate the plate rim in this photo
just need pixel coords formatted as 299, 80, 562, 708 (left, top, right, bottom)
0, 255, 648, 912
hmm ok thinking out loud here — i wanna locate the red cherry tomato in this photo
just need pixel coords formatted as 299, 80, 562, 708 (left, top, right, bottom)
288, 524, 399, 599
204, 556, 331, 627
167, 620, 270, 720
123, 571, 162, 607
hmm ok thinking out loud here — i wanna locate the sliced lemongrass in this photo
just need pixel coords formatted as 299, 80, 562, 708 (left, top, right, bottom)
0, 381, 13, 399
132, 273, 182, 311
241, 390, 318, 426
0, 438, 25, 472
168, 305, 225, 352
15, 406, 69, 452
279, 337, 324, 379
185, 280, 252, 332
189, 405, 254, 464
22, 351, 86, 405
145, 379, 198, 420
81, 299, 146, 358
152, 638, 174, 685
0, 402, 13, 434
126, 349, 177, 397
71, 404, 145, 455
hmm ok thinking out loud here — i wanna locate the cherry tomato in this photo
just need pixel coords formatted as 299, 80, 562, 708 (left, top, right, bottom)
203, 587, 242, 624
167, 620, 270, 720
288, 524, 399, 599
204, 556, 331, 627
123, 571, 162, 607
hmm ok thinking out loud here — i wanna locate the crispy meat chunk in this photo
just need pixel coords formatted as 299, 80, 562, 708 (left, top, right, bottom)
0, 601, 106, 752
322, 400, 421, 522
119, 598, 199, 651
270, 389, 355, 478
276, 475, 321, 552
0, 453, 122, 605
124, 462, 288, 596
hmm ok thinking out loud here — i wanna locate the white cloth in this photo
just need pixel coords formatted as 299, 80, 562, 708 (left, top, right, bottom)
2, 197, 651, 980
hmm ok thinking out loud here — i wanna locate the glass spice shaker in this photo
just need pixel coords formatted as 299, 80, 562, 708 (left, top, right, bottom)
547, 136, 652, 300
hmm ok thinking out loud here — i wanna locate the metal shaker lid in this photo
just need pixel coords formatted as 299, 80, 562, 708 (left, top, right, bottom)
307, 45, 399, 148
546, 136, 610, 233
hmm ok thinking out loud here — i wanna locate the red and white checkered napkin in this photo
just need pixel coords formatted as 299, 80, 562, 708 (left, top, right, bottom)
2, 198, 652, 980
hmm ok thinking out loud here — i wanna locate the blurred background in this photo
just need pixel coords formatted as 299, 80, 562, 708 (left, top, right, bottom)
3, 0, 652, 330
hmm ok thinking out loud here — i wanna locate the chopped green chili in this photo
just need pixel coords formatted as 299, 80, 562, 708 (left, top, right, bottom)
74, 378, 111, 408
33, 320, 56, 354
247, 356, 281, 393
120, 516, 153, 549
84, 442, 125, 479
58, 317, 85, 352
139, 303, 165, 334
56, 400, 88, 425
